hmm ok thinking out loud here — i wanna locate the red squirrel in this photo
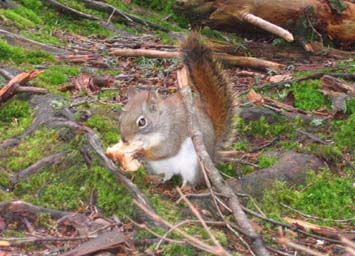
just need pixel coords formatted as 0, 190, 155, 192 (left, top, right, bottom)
119, 33, 232, 187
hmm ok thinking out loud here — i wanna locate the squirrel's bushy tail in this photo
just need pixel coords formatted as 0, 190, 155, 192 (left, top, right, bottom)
181, 32, 232, 142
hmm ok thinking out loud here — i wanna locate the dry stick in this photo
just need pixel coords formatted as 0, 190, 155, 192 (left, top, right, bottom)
128, 217, 185, 245
241, 206, 341, 244
134, 200, 225, 256
10, 152, 66, 187
15, 86, 47, 94
278, 237, 325, 256
341, 237, 355, 256
176, 187, 229, 256
109, 48, 283, 70
237, 11, 294, 42
176, 67, 269, 256
341, 237, 355, 249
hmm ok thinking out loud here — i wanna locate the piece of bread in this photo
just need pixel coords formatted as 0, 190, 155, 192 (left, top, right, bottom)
106, 140, 143, 172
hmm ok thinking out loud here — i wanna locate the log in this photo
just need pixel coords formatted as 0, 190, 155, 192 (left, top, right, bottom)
228, 151, 326, 199
0, 29, 69, 55
174, 0, 355, 46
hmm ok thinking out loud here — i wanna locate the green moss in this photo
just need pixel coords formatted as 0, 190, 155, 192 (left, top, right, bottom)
13, 7, 42, 24
5, 128, 59, 172
345, 99, 355, 115
0, 38, 54, 64
239, 116, 295, 139
36, 212, 53, 229
233, 140, 249, 151
260, 170, 355, 225
85, 115, 120, 144
279, 141, 299, 150
258, 155, 277, 168
0, 9, 35, 29
305, 144, 342, 162
0, 97, 33, 140
87, 165, 135, 216
154, 31, 177, 44
21, 30, 62, 46
38, 10, 112, 37
240, 164, 255, 175
17, 0, 42, 9
201, 27, 227, 41
291, 80, 330, 111
33, 66, 80, 92
160, 244, 196, 256
0, 172, 10, 188
334, 113, 355, 151
150, 194, 181, 223
218, 163, 236, 177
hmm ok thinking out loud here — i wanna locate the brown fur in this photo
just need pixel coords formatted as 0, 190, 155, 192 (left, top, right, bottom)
181, 32, 232, 143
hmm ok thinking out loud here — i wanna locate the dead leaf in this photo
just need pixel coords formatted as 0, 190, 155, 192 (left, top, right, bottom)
248, 89, 264, 105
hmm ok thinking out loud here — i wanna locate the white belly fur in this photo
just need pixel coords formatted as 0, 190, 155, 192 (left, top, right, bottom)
147, 137, 200, 186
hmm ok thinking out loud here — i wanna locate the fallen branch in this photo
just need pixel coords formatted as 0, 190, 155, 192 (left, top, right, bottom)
278, 237, 325, 256
0, 28, 68, 55
110, 48, 283, 70
10, 152, 67, 187
0, 200, 70, 219
177, 67, 269, 256
0, 70, 46, 103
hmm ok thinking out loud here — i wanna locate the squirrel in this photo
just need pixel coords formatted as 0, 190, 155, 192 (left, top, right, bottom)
119, 32, 232, 187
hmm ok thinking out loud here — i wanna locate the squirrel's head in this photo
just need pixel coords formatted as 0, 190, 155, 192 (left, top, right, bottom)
119, 87, 167, 150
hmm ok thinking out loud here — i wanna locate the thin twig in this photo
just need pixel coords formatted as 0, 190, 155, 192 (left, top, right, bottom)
134, 199, 229, 256
176, 187, 226, 253
128, 217, 184, 245
278, 237, 326, 256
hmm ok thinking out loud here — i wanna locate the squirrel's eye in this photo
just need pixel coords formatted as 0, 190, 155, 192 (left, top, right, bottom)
136, 116, 147, 128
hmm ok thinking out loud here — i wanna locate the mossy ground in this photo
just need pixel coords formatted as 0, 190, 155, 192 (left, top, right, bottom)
0, 0, 354, 255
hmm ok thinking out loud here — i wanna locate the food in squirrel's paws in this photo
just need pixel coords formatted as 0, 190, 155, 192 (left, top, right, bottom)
106, 140, 143, 172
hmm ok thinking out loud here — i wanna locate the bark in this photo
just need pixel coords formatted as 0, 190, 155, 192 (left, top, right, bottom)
175, 0, 355, 46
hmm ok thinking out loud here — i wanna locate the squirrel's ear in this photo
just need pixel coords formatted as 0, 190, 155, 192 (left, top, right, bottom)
146, 89, 160, 112
127, 86, 138, 99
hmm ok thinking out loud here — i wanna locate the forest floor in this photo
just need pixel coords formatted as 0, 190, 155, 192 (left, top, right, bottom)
0, 0, 355, 255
